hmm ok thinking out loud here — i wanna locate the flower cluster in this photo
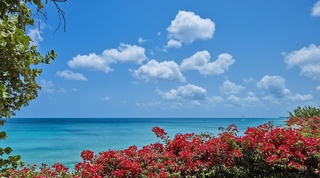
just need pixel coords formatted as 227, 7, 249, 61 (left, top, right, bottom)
4, 163, 69, 178
2, 119, 320, 177
287, 116, 320, 138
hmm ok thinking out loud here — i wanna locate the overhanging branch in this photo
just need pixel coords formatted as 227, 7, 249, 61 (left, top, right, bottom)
52, 0, 67, 34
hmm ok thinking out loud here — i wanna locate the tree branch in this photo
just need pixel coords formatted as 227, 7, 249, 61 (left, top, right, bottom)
34, 7, 48, 33
52, 0, 67, 34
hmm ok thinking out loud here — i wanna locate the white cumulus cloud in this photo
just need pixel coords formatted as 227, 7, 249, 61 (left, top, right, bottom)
40, 80, 54, 93
68, 53, 114, 73
166, 39, 182, 49
27, 28, 43, 47
220, 80, 244, 95
256, 75, 290, 98
180, 51, 235, 75
208, 96, 224, 103
262, 95, 280, 105
312, 1, 320, 16
68, 43, 147, 73
227, 95, 242, 106
243, 92, 260, 103
244, 77, 256, 83
290, 94, 313, 101
157, 84, 207, 101
226, 92, 260, 107
103, 43, 147, 64
56, 70, 87, 81
166, 11, 215, 48
138, 37, 147, 44
256, 75, 313, 101
300, 64, 320, 79
132, 60, 186, 82
283, 44, 320, 79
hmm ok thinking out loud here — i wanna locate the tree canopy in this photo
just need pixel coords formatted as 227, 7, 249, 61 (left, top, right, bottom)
0, 0, 60, 118
289, 105, 320, 118
0, 0, 67, 171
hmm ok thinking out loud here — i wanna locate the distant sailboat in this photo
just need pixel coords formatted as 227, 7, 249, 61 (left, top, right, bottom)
242, 115, 245, 121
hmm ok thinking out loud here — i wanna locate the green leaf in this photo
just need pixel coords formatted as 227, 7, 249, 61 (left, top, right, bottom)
0, 132, 7, 139
12, 155, 21, 162
50, 50, 57, 58
0, 83, 5, 92
0, 31, 9, 37
4, 147, 12, 155
0, 120, 6, 126
0, 0, 59, 171
2, 92, 8, 98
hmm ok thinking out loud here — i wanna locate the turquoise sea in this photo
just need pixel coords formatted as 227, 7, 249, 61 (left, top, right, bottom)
0, 118, 286, 169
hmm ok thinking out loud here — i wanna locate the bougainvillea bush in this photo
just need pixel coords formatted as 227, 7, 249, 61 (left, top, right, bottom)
2, 121, 320, 178
286, 116, 320, 138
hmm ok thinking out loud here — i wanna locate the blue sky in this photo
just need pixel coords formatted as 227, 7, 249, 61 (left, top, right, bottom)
16, 0, 320, 118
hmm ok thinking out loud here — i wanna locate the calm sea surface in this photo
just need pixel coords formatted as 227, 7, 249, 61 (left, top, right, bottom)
0, 118, 286, 169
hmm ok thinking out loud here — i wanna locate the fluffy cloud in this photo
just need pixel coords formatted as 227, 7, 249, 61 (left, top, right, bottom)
138, 37, 147, 44
166, 11, 215, 48
132, 60, 185, 82
27, 28, 43, 47
225, 92, 260, 107
166, 39, 182, 49
256, 75, 290, 98
220, 80, 244, 95
68, 43, 147, 73
256, 75, 313, 101
289, 94, 313, 101
283, 44, 320, 79
312, 1, 320, 16
180, 51, 235, 75
226, 95, 242, 106
243, 92, 260, 103
40, 80, 54, 93
157, 84, 207, 101
208, 96, 224, 103
68, 53, 114, 73
243, 77, 256, 83
261, 95, 280, 105
56, 70, 87, 81
300, 65, 320, 79
103, 43, 147, 64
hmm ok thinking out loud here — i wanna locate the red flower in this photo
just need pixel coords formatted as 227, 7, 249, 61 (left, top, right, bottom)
81, 150, 95, 161
52, 163, 68, 173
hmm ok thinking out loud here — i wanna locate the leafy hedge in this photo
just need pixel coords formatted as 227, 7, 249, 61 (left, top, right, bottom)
2, 119, 320, 178
289, 105, 320, 118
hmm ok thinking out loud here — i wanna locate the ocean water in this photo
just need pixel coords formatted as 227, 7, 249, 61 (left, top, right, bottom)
0, 118, 286, 169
